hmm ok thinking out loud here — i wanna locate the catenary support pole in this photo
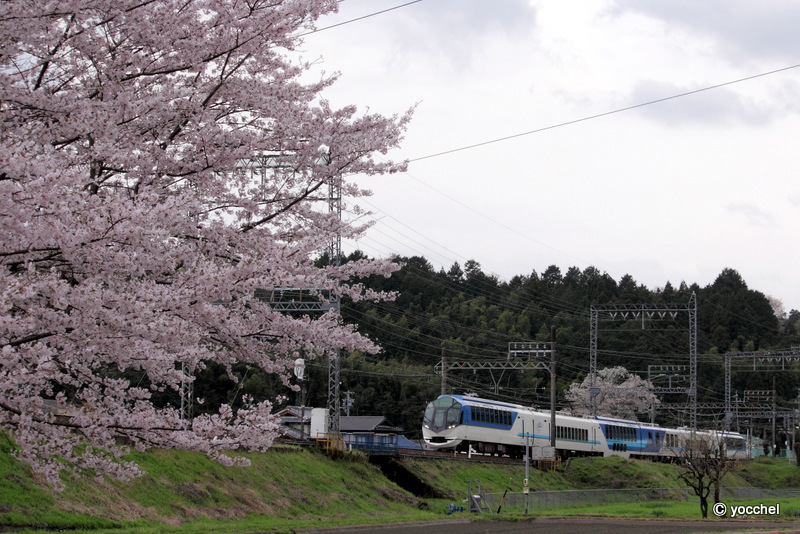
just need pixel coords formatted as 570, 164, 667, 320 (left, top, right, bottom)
550, 325, 556, 449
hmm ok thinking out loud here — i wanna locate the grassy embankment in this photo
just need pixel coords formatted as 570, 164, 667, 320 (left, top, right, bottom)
4, 435, 800, 533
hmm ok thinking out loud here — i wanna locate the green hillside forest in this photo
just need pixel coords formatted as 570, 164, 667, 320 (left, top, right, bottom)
189, 255, 800, 439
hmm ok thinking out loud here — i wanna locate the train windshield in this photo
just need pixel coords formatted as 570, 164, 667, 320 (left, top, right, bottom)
724, 436, 745, 450
423, 397, 462, 431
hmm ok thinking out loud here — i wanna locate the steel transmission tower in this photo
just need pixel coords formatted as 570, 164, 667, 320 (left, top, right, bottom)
326, 164, 343, 434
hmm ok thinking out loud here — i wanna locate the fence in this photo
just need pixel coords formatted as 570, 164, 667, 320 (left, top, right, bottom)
484, 488, 692, 512
483, 487, 800, 512
341, 433, 398, 454
721, 488, 800, 499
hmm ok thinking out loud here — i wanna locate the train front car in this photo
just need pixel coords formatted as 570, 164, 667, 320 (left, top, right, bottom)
422, 395, 465, 450
422, 395, 523, 456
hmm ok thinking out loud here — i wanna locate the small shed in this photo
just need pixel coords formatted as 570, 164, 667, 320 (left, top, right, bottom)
276, 406, 329, 441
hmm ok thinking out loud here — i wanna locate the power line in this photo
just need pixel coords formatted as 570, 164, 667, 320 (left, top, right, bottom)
409, 63, 800, 162
300, 0, 424, 37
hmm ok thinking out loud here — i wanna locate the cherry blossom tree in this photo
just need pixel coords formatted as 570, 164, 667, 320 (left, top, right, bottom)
0, 0, 411, 487
564, 366, 659, 420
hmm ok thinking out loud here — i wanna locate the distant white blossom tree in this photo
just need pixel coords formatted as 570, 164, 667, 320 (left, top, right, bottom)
564, 366, 659, 420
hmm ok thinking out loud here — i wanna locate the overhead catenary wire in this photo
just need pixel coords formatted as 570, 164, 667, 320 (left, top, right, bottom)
408, 63, 800, 163
299, 0, 424, 37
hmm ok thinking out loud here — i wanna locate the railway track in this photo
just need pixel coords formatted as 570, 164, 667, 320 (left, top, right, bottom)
398, 447, 522, 464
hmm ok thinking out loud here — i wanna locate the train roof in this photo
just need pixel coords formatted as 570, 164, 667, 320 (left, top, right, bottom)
594, 415, 662, 428
439, 394, 663, 427
445, 394, 522, 410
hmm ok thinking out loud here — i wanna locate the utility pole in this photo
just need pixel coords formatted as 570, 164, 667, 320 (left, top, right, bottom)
343, 391, 354, 416
550, 325, 556, 448
773, 375, 777, 456
522, 420, 530, 515
441, 347, 447, 395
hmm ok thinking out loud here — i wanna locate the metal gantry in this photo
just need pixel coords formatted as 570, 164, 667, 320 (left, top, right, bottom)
178, 153, 345, 431
724, 348, 800, 431
589, 293, 697, 428
436, 342, 554, 385
436, 345, 552, 376
648, 365, 690, 394
248, 151, 344, 433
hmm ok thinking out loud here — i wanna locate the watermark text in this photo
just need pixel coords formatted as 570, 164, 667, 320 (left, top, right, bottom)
713, 502, 781, 518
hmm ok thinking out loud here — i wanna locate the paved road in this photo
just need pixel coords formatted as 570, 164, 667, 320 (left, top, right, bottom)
296, 518, 800, 534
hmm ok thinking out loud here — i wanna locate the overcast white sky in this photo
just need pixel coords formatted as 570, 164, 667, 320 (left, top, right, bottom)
299, 0, 800, 312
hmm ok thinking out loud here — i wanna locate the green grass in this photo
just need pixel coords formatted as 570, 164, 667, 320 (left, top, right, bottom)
0, 436, 122, 530
0, 445, 443, 532
736, 456, 800, 488
4, 443, 800, 533
397, 456, 576, 499
561, 455, 750, 489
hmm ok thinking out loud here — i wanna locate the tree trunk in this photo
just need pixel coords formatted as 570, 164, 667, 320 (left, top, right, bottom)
699, 496, 708, 518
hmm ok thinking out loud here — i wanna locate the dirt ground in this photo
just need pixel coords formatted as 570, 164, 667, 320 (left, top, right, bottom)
296, 517, 800, 534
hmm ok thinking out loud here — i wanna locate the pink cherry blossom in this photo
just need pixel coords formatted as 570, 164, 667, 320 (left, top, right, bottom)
0, 0, 411, 488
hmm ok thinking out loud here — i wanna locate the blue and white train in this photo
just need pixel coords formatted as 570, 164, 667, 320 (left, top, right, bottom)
422, 394, 746, 460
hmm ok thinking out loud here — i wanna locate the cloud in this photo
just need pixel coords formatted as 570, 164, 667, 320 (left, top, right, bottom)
377, 0, 539, 71
627, 79, 778, 126
608, 0, 800, 64
725, 203, 775, 227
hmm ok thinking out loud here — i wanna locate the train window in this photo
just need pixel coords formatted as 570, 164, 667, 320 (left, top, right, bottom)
605, 425, 638, 442
424, 396, 463, 431
447, 405, 459, 426
434, 410, 445, 428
